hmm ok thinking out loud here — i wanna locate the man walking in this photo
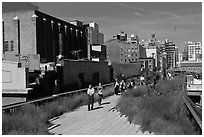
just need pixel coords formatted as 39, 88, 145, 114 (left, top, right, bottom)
87, 84, 95, 111
97, 83, 103, 106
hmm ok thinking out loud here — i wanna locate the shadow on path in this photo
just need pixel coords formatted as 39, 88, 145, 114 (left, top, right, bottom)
92, 106, 103, 110
101, 101, 110, 105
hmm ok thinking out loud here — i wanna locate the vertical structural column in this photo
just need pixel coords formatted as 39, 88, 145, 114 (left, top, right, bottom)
58, 23, 63, 55
31, 13, 38, 54
13, 16, 21, 68
2, 20, 5, 54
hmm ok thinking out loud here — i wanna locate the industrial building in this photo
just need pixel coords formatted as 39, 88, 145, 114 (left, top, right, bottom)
2, 2, 88, 65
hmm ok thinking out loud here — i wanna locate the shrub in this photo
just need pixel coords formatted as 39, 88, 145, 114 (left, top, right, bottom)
2, 85, 114, 135
116, 74, 200, 135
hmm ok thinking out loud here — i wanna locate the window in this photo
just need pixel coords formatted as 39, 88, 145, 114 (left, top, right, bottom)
132, 48, 134, 52
128, 48, 131, 52
124, 59, 127, 62
4, 41, 9, 52
128, 54, 131, 57
10, 41, 14, 51
149, 60, 152, 63
121, 59, 123, 62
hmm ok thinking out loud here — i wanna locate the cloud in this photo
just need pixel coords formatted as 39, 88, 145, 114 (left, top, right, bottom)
133, 12, 142, 16
118, 2, 184, 20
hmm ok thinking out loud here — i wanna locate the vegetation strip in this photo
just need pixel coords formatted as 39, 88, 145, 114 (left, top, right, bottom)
2, 85, 114, 135
116, 74, 201, 135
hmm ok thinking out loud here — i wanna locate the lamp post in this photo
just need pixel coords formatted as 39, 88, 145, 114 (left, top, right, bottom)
13, 16, 21, 68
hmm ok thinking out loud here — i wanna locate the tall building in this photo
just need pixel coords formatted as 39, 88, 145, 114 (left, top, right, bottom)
161, 39, 176, 69
105, 39, 146, 64
2, 2, 88, 64
83, 22, 104, 60
175, 46, 179, 67
127, 34, 139, 44
113, 31, 127, 41
187, 41, 202, 61
143, 46, 160, 69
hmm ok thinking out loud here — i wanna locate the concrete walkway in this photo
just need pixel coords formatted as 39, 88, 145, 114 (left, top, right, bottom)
48, 95, 154, 135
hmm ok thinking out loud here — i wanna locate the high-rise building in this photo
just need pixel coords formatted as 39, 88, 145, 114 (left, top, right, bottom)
161, 39, 176, 69
175, 46, 179, 67
187, 41, 202, 61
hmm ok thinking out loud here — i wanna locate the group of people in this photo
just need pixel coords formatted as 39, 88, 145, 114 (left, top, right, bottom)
114, 79, 135, 95
86, 78, 136, 111
87, 83, 103, 111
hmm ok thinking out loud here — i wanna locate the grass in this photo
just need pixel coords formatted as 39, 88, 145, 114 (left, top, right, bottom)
2, 85, 115, 135
116, 74, 200, 135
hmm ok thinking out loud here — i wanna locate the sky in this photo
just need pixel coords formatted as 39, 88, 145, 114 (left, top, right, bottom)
33, 2, 202, 51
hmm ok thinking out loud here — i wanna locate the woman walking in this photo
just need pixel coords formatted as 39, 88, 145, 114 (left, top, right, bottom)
114, 79, 120, 95
97, 83, 103, 106
87, 84, 95, 111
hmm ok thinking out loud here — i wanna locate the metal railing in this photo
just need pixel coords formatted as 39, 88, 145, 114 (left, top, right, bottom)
183, 95, 202, 129
2, 82, 114, 112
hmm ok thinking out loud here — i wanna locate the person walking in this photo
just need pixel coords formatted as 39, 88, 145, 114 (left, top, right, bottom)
120, 80, 126, 93
97, 83, 103, 106
114, 79, 120, 95
87, 84, 95, 111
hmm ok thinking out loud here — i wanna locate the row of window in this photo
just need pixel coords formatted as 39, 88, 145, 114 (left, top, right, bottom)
121, 58, 138, 63
3, 41, 14, 53
121, 48, 138, 52
121, 53, 138, 57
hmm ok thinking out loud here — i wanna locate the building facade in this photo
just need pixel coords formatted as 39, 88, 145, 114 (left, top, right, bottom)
143, 45, 160, 70
140, 57, 155, 72
187, 41, 202, 61
83, 22, 104, 60
2, 2, 88, 64
106, 39, 146, 64
161, 39, 176, 69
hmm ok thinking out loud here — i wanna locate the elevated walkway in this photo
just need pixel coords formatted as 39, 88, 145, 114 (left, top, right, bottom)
48, 95, 153, 135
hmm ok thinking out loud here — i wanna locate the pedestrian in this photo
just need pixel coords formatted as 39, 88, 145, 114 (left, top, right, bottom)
120, 80, 126, 92
87, 84, 95, 111
114, 79, 120, 95
97, 83, 103, 106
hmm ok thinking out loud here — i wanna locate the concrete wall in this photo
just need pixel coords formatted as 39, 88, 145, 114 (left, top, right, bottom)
3, 53, 40, 71
63, 60, 111, 89
2, 60, 28, 90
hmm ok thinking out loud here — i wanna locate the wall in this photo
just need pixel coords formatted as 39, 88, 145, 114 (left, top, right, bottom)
111, 62, 141, 78
3, 10, 36, 54
106, 39, 121, 63
63, 60, 111, 90
35, 10, 87, 63
3, 53, 40, 71
2, 60, 28, 90
3, 9, 88, 63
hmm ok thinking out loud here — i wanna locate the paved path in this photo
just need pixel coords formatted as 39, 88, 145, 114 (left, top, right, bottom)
48, 95, 154, 135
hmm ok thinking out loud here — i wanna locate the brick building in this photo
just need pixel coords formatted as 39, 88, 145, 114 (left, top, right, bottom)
106, 39, 146, 64
2, 2, 88, 64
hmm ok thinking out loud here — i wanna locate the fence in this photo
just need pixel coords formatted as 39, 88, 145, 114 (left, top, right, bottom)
2, 83, 113, 112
